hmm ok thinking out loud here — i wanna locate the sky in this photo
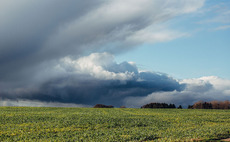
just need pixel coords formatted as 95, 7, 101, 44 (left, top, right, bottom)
116, 0, 230, 79
0, 0, 230, 108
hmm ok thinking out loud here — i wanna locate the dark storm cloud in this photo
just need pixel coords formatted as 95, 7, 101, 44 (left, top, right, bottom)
0, 1, 212, 107
0, 70, 183, 107
0, 52, 184, 106
0, 0, 205, 81
1, 52, 229, 107
125, 76, 230, 108
0, 0, 103, 80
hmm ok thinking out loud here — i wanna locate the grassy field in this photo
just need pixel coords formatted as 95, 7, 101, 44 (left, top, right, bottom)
0, 107, 230, 141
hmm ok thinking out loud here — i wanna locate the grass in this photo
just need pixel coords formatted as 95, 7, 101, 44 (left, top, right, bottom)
0, 107, 230, 141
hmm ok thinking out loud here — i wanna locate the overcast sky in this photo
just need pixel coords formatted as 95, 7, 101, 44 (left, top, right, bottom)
0, 0, 229, 108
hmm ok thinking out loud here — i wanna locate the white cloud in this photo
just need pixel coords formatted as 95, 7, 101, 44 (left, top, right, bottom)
197, 2, 230, 31
42, 0, 205, 56
214, 25, 230, 31
126, 26, 189, 43
125, 76, 230, 108
0, 52, 182, 107
58, 53, 137, 81
0, 0, 206, 84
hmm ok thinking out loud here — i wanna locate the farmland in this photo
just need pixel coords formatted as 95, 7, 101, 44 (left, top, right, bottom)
0, 107, 230, 141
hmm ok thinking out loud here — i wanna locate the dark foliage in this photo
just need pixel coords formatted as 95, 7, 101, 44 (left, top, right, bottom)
141, 103, 176, 109
93, 104, 114, 108
188, 100, 230, 109
177, 105, 182, 109
187, 105, 193, 109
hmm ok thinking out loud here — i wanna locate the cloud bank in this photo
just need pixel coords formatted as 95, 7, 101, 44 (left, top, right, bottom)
0, 0, 204, 82
125, 76, 230, 108
2, 0, 229, 107
0, 53, 184, 107
1, 52, 230, 107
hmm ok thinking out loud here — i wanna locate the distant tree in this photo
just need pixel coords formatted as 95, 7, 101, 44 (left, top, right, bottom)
141, 103, 176, 109
188, 105, 193, 109
93, 104, 114, 108
210, 100, 230, 109
192, 101, 212, 109
193, 101, 204, 109
223, 100, 230, 109
191, 100, 230, 109
177, 105, 182, 109
210, 101, 219, 109
219, 101, 225, 109
203, 102, 212, 109
120, 106, 126, 108
169, 104, 176, 108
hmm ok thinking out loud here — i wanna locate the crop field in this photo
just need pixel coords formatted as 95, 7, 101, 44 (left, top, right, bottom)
0, 107, 230, 141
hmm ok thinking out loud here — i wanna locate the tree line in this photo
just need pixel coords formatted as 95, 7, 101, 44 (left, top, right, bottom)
93, 100, 230, 109
93, 103, 180, 109
188, 100, 230, 109
141, 103, 177, 109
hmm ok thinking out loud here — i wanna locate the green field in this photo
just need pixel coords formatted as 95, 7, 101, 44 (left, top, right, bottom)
0, 107, 230, 141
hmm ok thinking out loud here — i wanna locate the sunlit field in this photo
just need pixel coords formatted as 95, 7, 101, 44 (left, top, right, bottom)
0, 107, 230, 141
